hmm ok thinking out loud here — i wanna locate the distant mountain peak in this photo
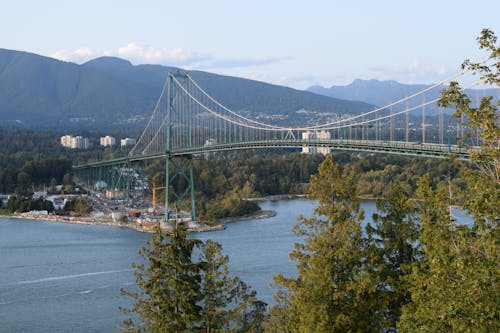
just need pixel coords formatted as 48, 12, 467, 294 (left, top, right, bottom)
350, 78, 401, 87
83, 56, 133, 70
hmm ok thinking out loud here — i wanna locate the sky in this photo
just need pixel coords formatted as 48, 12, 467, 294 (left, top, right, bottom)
1, 0, 499, 89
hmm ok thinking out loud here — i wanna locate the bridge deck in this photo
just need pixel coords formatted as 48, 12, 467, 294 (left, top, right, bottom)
73, 139, 474, 170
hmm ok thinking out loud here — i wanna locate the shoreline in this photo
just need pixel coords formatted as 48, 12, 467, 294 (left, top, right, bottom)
0, 208, 278, 234
218, 209, 277, 225
246, 194, 306, 202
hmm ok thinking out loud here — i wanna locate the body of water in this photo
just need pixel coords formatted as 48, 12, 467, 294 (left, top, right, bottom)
0, 199, 472, 332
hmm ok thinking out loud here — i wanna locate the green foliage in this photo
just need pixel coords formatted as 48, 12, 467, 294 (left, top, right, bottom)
366, 181, 420, 330
399, 177, 499, 332
0, 128, 131, 194
267, 155, 380, 332
198, 187, 261, 223
200, 240, 265, 332
121, 225, 204, 332
16, 171, 32, 196
199, 240, 235, 331
355, 155, 460, 198
63, 197, 91, 215
6, 195, 54, 213
121, 226, 265, 332
0, 129, 73, 194
142, 152, 324, 222
193, 152, 323, 198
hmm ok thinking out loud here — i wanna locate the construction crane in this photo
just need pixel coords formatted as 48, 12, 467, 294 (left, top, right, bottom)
152, 185, 166, 213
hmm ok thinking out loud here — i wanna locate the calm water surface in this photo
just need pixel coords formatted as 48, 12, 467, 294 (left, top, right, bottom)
0, 199, 472, 332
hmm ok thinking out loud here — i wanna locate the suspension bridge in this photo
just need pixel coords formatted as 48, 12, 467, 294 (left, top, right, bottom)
73, 68, 484, 222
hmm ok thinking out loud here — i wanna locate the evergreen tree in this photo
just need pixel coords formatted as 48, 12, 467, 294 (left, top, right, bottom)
120, 225, 203, 333
121, 227, 265, 333
200, 239, 266, 333
199, 240, 234, 332
366, 181, 420, 331
230, 280, 266, 333
267, 155, 379, 332
398, 176, 498, 331
264, 288, 298, 333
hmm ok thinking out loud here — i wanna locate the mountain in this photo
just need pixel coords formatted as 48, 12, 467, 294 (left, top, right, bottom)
308, 79, 499, 115
0, 50, 159, 128
0, 48, 373, 130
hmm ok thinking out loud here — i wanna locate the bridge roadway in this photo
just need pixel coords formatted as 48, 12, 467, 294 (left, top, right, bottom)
72, 139, 474, 170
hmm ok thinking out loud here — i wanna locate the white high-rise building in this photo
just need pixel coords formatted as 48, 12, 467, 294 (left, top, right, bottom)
121, 138, 137, 147
71, 136, 90, 149
60, 135, 72, 148
301, 130, 331, 155
61, 135, 90, 149
100, 136, 116, 147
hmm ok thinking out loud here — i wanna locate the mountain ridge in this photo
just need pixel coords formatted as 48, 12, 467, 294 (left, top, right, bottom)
0, 48, 374, 130
308, 79, 499, 115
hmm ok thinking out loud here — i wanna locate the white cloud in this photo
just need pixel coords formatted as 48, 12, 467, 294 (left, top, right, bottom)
48, 42, 287, 70
115, 42, 209, 66
50, 50, 71, 62
201, 56, 291, 70
73, 47, 94, 57
50, 47, 99, 63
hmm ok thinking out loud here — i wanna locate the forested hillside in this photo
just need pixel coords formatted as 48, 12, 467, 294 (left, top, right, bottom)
0, 49, 372, 129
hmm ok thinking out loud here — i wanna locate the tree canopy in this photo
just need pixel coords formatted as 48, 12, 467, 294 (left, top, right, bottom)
120, 225, 265, 332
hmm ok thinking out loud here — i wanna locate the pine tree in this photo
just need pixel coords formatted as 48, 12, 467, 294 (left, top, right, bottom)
267, 155, 380, 332
366, 181, 420, 331
399, 176, 498, 331
230, 279, 267, 333
121, 226, 266, 333
120, 225, 203, 333
199, 239, 266, 332
200, 239, 245, 332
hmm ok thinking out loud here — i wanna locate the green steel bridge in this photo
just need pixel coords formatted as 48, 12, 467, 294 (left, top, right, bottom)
73, 71, 479, 222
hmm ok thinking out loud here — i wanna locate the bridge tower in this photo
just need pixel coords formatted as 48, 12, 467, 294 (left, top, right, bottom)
164, 72, 196, 223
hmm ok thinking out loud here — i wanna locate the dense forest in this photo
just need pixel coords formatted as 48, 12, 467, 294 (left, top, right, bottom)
0, 128, 132, 195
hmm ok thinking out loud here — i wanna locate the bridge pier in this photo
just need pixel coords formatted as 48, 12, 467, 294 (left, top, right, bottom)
164, 154, 196, 223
